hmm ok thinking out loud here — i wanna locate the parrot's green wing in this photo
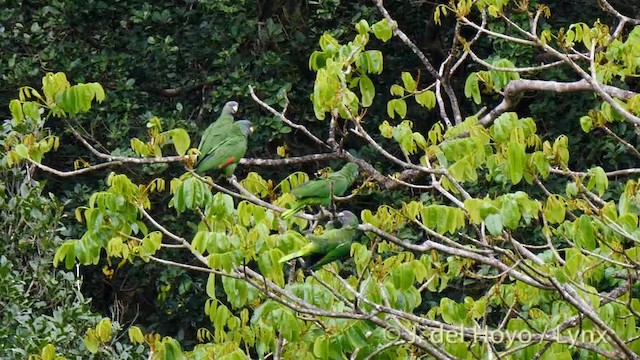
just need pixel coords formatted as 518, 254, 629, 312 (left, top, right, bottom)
290, 179, 331, 199
279, 211, 359, 269
196, 120, 252, 176
281, 163, 359, 219
326, 162, 359, 196
309, 242, 352, 270
198, 101, 238, 156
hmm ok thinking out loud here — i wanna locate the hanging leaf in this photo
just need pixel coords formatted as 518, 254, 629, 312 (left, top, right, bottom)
371, 19, 393, 42
507, 141, 526, 185
464, 73, 481, 104
359, 74, 375, 107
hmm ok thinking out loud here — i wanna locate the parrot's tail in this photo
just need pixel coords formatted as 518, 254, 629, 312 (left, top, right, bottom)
278, 250, 304, 264
281, 203, 305, 220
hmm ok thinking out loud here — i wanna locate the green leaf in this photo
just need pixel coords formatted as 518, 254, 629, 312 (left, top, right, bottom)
359, 75, 375, 107
566, 182, 578, 198
575, 215, 596, 251
464, 73, 481, 104
205, 273, 217, 300
401, 72, 416, 92
42, 72, 70, 103
485, 213, 503, 236
500, 198, 521, 229
544, 195, 566, 224
464, 198, 484, 224
507, 141, 526, 185
391, 263, 415, 290
580, 115, 593, 133
361, 50, 383, 74
318, 33, 340, 53
415, 90, 436, 109
142, 231, 162, 255
22, 101, 41, 122
587, 166, 608, 196
14, 144, 29, 159
41, 344, 55, 360
371, 19, 393, 42
9, 99, 23, 123
387, 99, 407, 119
96, 318, 112, 342
379, 120, 394, 138
162, 337, 185, 360
128, 326, 145, 344
355, 19, 370, 34
390, 84, 404, 97
168, 128, 191, 156
83, 333, 99, 354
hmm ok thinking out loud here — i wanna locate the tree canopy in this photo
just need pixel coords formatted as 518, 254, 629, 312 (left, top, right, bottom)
3, 0, 640, 359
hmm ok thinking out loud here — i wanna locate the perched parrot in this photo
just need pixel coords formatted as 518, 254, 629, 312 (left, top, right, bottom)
198, 101, 239, 158
281, 162, 359, 219
195, 120, 253, 176
278, 210, 360, 270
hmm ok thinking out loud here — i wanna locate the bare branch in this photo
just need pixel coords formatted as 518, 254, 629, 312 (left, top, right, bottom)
598, 0, 640, 25
249, 85, 329, 149
479, 79, 638, 126
240, 153, 339, 166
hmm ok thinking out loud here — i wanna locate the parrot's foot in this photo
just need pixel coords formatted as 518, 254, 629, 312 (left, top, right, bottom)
226, 174, 238, 183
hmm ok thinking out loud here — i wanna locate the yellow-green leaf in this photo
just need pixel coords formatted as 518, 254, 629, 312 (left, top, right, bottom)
507, 141, 525, 185
464, 73, 481, 104
9, 99, 23, 123
128, 326, 145, 344
371, 19, 393, 42
359, 74, 375, 107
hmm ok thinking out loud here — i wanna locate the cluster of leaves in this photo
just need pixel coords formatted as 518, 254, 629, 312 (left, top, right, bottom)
5, 0, 640, 359
0, 179, 145, 359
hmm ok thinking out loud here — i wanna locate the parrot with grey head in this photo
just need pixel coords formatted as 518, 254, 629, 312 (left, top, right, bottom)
281, 162, 359, 219
279, 210, 360, 270
198, 100, 239, 158
196, 119, 253, 177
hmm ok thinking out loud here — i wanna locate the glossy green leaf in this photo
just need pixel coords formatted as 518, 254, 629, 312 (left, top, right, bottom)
415, 90, 436, 109
359, 74, 375, 107
387, 98, 407, 119
500, 198, 521, 229
507, 141, 525, 185
587, 166, 608, 196
41, 344, 55, 360
575, 215, 596, 250
14, 144, 28, 159
580, 115, 593, 133
371, 19, 393, 42
9, 99, 23, 123
484, 213, 503, 236
464, 73, 481, 104
401, 72, 416, 92
544, 195, 566, 224
128, 326, 145, 344
167, 128, 190, 156
355, 19, 370, 34
390, 84, 404, 96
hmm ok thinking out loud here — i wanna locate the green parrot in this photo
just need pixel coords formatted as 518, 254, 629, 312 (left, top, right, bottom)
198, 101, 239, 158
195, 120, 253, 176
279, 210, 360, 270
281, 162, 359, 219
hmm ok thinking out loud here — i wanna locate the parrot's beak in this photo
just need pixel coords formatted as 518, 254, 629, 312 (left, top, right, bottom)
232, 104, 239, 114
249, 126, 255, 133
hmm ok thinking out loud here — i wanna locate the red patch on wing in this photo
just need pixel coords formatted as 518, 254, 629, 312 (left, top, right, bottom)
218, 157, 236, 169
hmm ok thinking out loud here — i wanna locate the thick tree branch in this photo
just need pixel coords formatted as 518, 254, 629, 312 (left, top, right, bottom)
479, 79, 638, 126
